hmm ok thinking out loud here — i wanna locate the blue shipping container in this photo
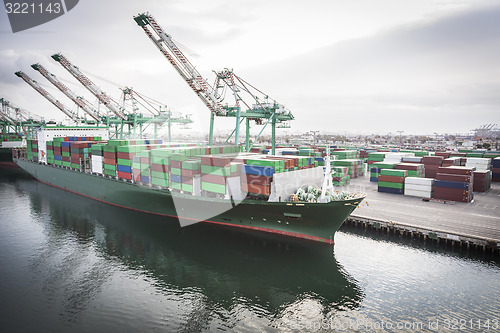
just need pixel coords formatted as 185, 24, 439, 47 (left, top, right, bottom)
435, 180, 471, 190
242, 165, 274, 177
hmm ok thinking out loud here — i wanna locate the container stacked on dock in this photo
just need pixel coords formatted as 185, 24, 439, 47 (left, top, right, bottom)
332, 159, 364, 179
473, 170, 491, 192
395, 163, 425, 177
422, 156, 443, 178
465, 158, 491, 171
493, 158, 500, 182
434, 167, 474, 202
369, 162, 396, 182
377, 169, 408, 194
404, 177, 434, 198
332, 167, 350, 186
442, 157, 461, 167
330, 149, 359, 160
367, 152, 386, 165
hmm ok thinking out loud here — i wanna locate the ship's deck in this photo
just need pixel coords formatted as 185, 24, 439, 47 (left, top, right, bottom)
338, 175, 500, 249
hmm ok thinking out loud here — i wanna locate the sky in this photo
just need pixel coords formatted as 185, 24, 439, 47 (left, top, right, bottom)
1, 0, 499, 137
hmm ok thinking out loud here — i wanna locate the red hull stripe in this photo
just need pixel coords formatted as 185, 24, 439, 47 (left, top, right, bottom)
35, 179, 334, 245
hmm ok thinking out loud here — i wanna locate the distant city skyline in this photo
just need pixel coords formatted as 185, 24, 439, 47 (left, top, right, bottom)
1, 0, 499, 136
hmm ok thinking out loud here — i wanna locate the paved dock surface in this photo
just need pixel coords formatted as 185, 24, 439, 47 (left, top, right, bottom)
338, 176, 500, 248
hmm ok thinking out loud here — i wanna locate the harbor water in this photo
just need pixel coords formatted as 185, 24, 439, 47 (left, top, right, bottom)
0, 169, 499, 332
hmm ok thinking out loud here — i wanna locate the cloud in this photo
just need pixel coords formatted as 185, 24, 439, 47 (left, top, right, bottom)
238, 3, 500, 133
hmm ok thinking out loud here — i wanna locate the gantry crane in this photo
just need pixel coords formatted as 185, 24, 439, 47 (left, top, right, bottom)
51, 53, 127, 120
49, 53, 192, 140
134, 12, 294, 153
31, 63, 101, 122
15, 71, 83, 123
0, 98, 43, 138
120, 86, 193, 140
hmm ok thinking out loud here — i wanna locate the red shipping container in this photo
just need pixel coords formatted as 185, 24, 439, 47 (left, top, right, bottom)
151, 163, 170, 173
473, 170, 491, 179
117, 152, 134, 159
181, 176, 193, 185
434, 187, 471, 198
378, 175, 405, 183
422, 156, 444, 165
181, 169, 200, 177
242, 182, 271, 196
140, 157, 150, 164
436, 173, 472, 183
103, 157, 116, 165
171, 160, 182, 169
396, 163, 423, 171
437, 166, 473, 176
201, 155, 231, 167
201, 174, 227, 185
118, 171, 132, 180
62, 156, 70, 162
103, 151, 115, 159
434, 152, 451, 158
242, 174, 273, 186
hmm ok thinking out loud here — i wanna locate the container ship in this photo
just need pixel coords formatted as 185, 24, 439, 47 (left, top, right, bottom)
13, 126, 365, 245
0, 133, 23, 168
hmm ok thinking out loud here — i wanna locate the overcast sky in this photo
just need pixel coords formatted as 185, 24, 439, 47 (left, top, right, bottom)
1, 0, 499, 137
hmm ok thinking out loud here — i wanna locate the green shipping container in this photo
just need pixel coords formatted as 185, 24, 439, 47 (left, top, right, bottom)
378, 181, 404, 189
151, 171, 169, 180
380, 169, 408, 177
182, 184, 193, 192
151, 177, 169, 187
201, 165, 231, 176
202, 182, 226, 194
117, 158, 132, 167
104, 164, 116, 171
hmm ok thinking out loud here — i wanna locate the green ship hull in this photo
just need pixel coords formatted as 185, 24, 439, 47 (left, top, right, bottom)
15, 158, 365, 245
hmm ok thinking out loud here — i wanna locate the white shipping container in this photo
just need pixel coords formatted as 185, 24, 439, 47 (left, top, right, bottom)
404, 183, 434, 191
404, 188, 433, 198
405, 177, 435, 186
92, 156, 103, 174
466, 158, 490, 165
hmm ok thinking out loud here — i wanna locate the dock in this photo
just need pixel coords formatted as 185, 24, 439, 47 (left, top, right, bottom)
340, 176, 500, 254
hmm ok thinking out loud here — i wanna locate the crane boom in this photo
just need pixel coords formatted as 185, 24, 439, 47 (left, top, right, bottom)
0, 98, 17, 125
31, 63, 100, 122
134, 13, 226, 116
51, 53, 127, 120
15, 71, 80, 122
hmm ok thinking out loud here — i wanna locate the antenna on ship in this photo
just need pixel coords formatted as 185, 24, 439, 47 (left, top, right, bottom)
319, 147, 334, 203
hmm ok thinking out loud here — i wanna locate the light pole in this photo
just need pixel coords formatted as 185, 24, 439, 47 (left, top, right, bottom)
397, 130, 404, 148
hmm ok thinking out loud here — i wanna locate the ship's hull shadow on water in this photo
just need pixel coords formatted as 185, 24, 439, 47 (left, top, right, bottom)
7, 171, 364, 324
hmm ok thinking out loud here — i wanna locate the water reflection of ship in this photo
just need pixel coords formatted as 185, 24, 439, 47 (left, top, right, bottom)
12, 173, 363, 319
